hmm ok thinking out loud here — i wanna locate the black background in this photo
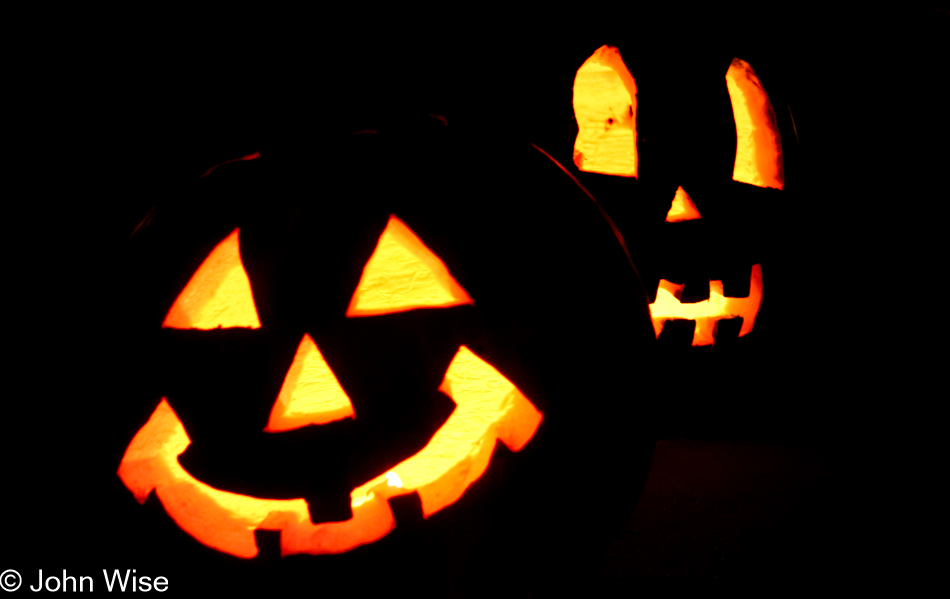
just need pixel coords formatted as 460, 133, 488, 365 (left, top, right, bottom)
3, 6, 945, 597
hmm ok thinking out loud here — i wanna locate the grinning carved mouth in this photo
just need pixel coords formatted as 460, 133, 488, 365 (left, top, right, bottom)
118, 345, 542, 558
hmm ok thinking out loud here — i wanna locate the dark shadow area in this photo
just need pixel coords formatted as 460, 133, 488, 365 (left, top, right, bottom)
6, 7, 938, 596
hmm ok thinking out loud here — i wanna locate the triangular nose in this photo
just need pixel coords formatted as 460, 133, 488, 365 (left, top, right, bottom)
666, 186, 702, 222
264, 334, 355, 432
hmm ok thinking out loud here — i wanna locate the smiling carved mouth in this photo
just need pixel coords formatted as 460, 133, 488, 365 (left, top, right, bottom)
118, 345, 542, 558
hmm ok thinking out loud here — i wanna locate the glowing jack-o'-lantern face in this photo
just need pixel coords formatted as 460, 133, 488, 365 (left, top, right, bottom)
649, 187, 764, 347
118, 215, 542, 558
572, 46, 782, 346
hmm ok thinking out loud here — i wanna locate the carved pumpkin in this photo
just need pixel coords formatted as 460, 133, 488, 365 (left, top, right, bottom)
119, 217, 542, 558
118, 119, 657, 594
566, 44, 790, 348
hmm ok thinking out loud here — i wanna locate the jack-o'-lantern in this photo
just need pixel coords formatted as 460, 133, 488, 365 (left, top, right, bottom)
118, 118, 657, 595
564, 44, 790, 349
120, 218, 542, 558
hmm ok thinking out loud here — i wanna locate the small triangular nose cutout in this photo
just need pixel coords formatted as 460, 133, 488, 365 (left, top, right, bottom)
265, 334, 355, 432
346, 215, 473, 317
163, 229, 261, 329
665, 186, 702, 222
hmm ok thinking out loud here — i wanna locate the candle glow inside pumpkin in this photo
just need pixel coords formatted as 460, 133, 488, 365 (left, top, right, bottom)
119, 220, 542, 558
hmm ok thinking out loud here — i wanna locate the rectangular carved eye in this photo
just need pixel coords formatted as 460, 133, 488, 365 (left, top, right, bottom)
163, 229, 262, 330
726, 57, 785, 190
572, 44, 639, 178
346, 215, 473, 317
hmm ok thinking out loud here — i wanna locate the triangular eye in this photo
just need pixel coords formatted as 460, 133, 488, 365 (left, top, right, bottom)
265, 334, 354, 432
163, 229, 262, 329
347, 215, 473, 317
665, 186, 702, 222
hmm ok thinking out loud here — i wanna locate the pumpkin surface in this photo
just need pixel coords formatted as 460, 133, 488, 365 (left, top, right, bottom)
117, 117, 657, 595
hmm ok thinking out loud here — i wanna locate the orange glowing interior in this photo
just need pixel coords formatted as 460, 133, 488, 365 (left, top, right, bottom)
265, 334, 355, 432
346, 215, 473, 317
666, 186, 702, 222
572, 45, 638, 178
118, 346, 542, 558
725, 58, 784, 190
162, 229, 262, 330
649, 264, 763, 346
350, 346, 543, 518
